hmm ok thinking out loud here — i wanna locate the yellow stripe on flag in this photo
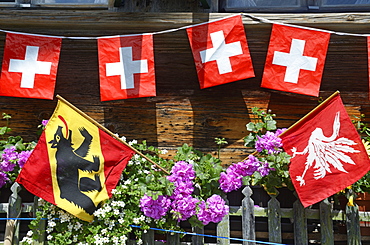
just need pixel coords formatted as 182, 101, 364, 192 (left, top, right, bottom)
45, 100, 109, 222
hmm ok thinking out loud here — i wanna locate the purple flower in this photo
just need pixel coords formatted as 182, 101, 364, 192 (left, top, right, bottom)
2, 147, 18, 163
18, 150, 32, 168
172, 180, 194, 197
197, 195, 229, 225
255, 131, 283, 154
258, 162, 275, 177
0, 161, 15, 172
42, 120, 49, 127
218, 172, 242, 193
171, 195, 199, 221
167, 161, 195, 183
139, 194, 171, 220
0, 172, 9, 188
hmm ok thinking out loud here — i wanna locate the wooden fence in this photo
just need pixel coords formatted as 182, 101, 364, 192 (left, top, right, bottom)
1, 183, 370, 245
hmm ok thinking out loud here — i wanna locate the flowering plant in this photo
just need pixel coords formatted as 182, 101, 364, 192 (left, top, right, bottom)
219, 107, 292, 195
25, 140, 229, 244
0, 113, 36, 188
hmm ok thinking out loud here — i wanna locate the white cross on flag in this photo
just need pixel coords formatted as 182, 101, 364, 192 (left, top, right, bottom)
0, 33, 62, 100
261, 24, 330, 97
186, 15, 254, 89
97, 34, 155, 101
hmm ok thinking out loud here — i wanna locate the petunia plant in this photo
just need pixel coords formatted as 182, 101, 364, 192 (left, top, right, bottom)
0, 113, 37, 188
219, 107, 292, 195
24, 139, 229, 244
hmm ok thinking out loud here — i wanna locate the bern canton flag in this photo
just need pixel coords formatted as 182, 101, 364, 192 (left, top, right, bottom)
17, 97, 135, 221
261, 24, 330, 97
186, 15, 255, 89
0, 33, 62, 100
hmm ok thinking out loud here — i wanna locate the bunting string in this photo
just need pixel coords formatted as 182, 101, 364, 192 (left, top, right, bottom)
0, 13, 370, 39
242, 13, 370, 37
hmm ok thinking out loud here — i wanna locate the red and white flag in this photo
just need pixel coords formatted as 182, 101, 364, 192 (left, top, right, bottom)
186, 15, 254, 89
97, 34, 156, 101
261, 24, 330, 97
0, 33, 62, 100
280, 93, 370, 207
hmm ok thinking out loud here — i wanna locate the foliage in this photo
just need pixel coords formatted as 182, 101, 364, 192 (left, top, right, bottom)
23, 139, 228, 244
221, 107, 292, 195
0, 113, 36, 188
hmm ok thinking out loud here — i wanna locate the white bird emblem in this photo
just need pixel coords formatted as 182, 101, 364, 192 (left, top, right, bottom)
291, 111, 359, 186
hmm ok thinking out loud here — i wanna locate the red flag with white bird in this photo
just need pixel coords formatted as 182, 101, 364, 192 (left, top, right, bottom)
0, 33, 62, 100
186, 15, 254, 89
261, 24, 330, 97
280, 92, 370, 207
97, 34, 156, 101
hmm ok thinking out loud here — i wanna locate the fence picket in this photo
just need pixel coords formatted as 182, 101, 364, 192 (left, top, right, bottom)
293, 195, 308, 245
319, 198, 334, 245
267, 191, 282, 243
346, 204, 362, 245
242, 186, 255, 245
217, 194, 230, 245
4, 185, 370, 244
191, 226, 204, 245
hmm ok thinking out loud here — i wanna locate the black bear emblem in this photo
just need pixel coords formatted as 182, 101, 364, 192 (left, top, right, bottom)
48, 121, 102, 215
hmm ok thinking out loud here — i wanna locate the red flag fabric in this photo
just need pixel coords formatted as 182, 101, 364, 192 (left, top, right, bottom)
0, 33, 61, 100
261, 24, 330, 97
16, 98, 135, 221
280, 93, 370, 207
368, 36, 370, 100
97, 34, 156, 101
186, 15, 254, 89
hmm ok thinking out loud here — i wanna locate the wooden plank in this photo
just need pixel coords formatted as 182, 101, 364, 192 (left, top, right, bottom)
267, 193, 282, 243
293, 198, 308, 245
319, 198, 334, 245
241, 186, 255, 245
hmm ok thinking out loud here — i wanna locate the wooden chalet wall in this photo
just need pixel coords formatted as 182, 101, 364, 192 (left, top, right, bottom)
0, 10, 369, 165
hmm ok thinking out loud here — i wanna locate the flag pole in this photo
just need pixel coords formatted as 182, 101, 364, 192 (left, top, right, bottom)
279, 90, 340, 138
55, 95, 170, 175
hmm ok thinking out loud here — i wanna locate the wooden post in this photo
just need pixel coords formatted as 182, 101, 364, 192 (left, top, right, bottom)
32, 195, 46, 244
4, 182, 22, 245
293, 194, 308, 245
217, 193, 230, 245
319, 198, 334, 245
166, 232, 180, 245
267, 189, 282, 243
142, 229, 155, 245
346, 204, 362, 245
242, 186, 255, 245
192, 226, 204, 245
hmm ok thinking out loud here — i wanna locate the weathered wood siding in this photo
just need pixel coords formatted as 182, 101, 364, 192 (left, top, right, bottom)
0, 11, 369, 165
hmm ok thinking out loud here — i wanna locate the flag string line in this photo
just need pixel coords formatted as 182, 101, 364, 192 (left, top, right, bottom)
0, 218, 289, 245
0, 12, 369, 39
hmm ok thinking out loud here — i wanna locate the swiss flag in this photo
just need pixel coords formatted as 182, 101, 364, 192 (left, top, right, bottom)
261, 24, 330, 97
0, 33, 62, 100
186, 15, 254, 89
97, 34, 156, 101
280, 93, 370, 207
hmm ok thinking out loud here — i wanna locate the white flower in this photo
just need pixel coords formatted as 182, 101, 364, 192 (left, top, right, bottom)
26, 230, 33, 236
137, 238, 143, 245
161, 149, 168, 154
101, 228, 108, 234
47, 220, 56, 228
129, 140, 137, 145
118, 218, 124, 224
47, 235, 53, 240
